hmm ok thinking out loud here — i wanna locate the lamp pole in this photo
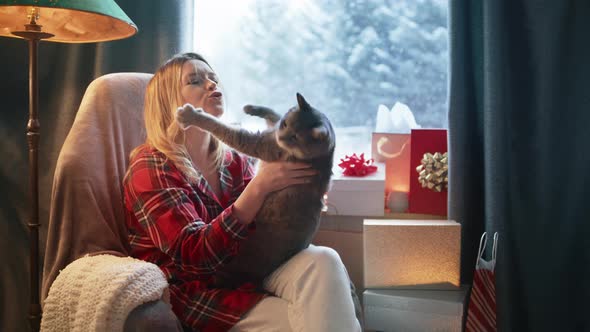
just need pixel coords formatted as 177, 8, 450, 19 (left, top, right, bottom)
11, 10, 53, 331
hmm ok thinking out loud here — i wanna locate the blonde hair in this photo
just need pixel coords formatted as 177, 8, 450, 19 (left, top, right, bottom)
131, 52, 226, 183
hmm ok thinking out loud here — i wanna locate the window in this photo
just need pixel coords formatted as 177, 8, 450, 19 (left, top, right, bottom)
194, 0, 448, 160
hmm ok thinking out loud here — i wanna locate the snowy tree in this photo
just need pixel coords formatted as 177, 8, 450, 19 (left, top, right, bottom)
237, 1, 336, 116
235, 0, 448, 128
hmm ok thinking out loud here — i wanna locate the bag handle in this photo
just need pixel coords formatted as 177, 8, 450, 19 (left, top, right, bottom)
475, 232, 487, 268
491, 232, 499, 270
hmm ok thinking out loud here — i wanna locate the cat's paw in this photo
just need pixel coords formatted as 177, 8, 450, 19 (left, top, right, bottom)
243, 105, 281, 126
176, 104, 207, 129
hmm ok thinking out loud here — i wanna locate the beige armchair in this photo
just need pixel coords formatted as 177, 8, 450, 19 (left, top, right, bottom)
40, 72, 364, 331
41, 73, 181, 331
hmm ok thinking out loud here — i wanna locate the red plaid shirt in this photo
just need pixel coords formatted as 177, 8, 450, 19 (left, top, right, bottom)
123, 145, 265, 331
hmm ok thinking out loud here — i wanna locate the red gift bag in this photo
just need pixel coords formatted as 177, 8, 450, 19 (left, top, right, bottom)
465, 232, 498, 332
407, 129, 448, 216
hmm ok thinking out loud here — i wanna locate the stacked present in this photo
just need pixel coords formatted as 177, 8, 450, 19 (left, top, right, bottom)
363, 219, 466, 332
364, 103, 465, 331
325, 156, 385, 217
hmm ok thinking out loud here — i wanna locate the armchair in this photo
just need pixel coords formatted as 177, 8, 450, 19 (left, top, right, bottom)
40, 72, 364, 331
41, 73, 181, 331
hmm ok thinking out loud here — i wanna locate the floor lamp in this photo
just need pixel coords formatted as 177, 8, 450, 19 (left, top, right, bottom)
0, 2, 137, 330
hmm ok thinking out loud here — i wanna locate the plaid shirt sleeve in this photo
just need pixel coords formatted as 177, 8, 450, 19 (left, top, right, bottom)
124, 151, 251, 273
241, 154, 258, 186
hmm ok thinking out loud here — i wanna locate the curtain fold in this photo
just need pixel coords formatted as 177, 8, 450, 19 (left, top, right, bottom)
0, 1, 193, 330
449, 0, 590, 331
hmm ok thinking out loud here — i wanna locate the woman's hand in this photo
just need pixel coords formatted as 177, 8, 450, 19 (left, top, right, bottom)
251, 161, 316, 196
233, 161, 316, 224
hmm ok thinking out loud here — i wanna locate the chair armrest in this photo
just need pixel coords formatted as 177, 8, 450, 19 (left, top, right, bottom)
42, 254, 169, 332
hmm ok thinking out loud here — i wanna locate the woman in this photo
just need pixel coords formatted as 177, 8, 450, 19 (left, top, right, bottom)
123, 52, 360, 331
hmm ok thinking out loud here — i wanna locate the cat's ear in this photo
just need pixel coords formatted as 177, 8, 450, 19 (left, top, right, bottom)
311, 126, 328, 141
296, 93, 311, 111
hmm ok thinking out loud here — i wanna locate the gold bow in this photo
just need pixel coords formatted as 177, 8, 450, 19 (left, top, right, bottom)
416, 152, 448, 192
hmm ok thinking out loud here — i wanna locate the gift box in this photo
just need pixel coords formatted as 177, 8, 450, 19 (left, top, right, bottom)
371, 132, 411, 213
363, 219, 461, 288
408, 129, 448, 216
363, 287, 468, 332
325, 163, 385, 217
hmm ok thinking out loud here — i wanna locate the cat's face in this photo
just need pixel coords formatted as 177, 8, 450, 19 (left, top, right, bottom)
276, 93, 335, 159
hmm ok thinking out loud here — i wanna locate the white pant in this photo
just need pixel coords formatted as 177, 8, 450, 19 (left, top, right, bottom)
230, 245, 361, 332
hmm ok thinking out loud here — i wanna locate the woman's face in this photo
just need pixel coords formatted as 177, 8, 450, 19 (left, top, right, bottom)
180, 59, 224, 118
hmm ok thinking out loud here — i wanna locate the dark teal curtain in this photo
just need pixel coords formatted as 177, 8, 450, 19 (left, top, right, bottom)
0, 1, 194, 330
449, 1, 590, 331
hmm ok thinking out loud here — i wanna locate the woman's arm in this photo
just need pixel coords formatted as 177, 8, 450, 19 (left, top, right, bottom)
124, 154, 250, 273
233, 160, 317, 224
124, 151, 315, 273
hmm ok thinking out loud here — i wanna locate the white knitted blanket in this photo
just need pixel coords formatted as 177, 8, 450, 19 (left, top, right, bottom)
41, 254, 168, 332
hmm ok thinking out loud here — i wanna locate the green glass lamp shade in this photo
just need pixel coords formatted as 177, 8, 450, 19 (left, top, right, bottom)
0, 0, 137, 43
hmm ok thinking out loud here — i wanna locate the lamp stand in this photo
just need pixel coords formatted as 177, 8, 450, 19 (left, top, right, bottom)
12, 19, 53, 332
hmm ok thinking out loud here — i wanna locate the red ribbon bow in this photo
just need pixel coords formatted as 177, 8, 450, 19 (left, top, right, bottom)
338, 153, 378, 176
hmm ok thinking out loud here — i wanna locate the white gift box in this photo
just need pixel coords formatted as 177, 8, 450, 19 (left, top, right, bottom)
363, 219, 461, 288
363, 288, 468, 332
325, 163, 385, 217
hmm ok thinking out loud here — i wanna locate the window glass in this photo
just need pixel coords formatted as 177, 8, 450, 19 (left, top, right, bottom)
194, 0, 448, 159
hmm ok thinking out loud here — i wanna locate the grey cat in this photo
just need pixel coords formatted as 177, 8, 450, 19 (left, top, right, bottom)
177, 93, 335, 285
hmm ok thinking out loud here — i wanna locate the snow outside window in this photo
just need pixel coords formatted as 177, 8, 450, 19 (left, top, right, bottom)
194, 0, 448, 160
